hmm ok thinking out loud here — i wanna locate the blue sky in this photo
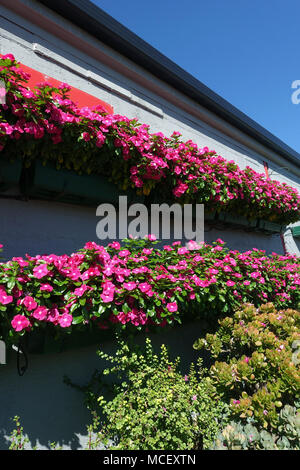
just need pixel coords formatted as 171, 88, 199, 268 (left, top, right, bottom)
92, 0, 300, 154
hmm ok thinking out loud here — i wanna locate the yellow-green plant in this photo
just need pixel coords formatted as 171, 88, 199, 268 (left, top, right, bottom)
193, 303, 300, 429
80, 337, 229, 450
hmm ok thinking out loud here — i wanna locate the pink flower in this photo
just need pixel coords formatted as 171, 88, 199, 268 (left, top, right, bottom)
108, 241, 121, 250
100, 293, 114, 303
2, 54, 15, 61
74, 284, 91, 297
123, 282, 137, 291
40, 283, 53, 292
146, 234, 156, 241
21, 296, 37, 311
173, 182, 188, 198
118, 250, 130, 257
192, 395, 197, 401
47, 307, 60, 323
32, 306, 48, 321
0, 288, 13, 305
163, 245, 173, 251
250, 271, 260, 279
138, 282, 151, 293
167, 302, 178, 313
100, 282, 115, 303
33, 264, 50, 279
82, 132, 91, 141
58, 313, 73, 328
226, 280, 235, 287
11, 314, 30, 332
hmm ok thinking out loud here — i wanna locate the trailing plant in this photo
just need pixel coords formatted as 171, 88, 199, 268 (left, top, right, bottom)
0, 54, 299, 224
0, 237, 299, 344
74, 337, 229, 450
193, 303, 300, 430
8, 416, 30, 450
211, 401, 300, 450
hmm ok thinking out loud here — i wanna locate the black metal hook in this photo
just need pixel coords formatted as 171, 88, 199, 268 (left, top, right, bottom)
17, 340, 28, 376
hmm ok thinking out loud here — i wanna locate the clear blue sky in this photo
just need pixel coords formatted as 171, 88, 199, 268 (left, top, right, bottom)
92, 0, 300, 154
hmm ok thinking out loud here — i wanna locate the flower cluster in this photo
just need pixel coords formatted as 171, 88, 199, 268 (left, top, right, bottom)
0, 54, 299, 223
0, 237, 299, 343
82, 338, 227, 450
194, 303, 300, 429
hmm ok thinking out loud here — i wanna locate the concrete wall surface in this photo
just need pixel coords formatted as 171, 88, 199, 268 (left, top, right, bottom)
0, 321, 205, 450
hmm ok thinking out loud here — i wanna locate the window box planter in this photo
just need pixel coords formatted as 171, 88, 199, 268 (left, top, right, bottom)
0, 158, 22, 192
256, 220, 285, 234
291, 225, 300, 238
204, 210, 217, 222
23, 327, 112, 355
217, 212, 257, 229
23, 160, 143, 206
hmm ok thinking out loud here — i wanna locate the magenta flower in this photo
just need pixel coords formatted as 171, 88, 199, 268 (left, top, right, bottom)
167, 302, 178, 313
0, 288, 13, 305
123, 282, 137, 291
21, 296, 37, 311
146, 234, 156, 241
33, 264, 50, 279
138, 282, 151, 293
40, 284, 53, 292
32, 306, 48, 321
11, 314, 30, 332
58, 313, 73, 328
233, 400, 240, 405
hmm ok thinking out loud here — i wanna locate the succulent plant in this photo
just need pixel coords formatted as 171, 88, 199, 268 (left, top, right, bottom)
212, 402, 300, 450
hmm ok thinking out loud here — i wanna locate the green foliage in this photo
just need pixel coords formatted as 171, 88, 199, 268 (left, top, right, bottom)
8, 416, 30, 450
212, 402, 300, 450
194, 303, 300, 430
81, 337, 229, 450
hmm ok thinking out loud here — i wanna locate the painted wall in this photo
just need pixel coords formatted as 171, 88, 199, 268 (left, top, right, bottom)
0, 0, 299, 450
0, 1, 299, 259
0, 1, 299, 258
0, 321, 206, 450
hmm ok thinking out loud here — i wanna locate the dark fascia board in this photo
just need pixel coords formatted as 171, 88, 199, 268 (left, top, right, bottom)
37, 0, 300, 168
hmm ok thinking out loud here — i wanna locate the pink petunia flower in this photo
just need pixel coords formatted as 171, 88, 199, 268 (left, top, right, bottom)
167, 302, 178, 313
11, 314, 30, 332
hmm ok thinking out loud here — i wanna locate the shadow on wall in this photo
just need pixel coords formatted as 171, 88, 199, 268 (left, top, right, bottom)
0, 321, 206, 450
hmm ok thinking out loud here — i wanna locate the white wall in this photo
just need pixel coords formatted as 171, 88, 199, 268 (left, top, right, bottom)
0, 1, 299, 258
0, 321, 205, 450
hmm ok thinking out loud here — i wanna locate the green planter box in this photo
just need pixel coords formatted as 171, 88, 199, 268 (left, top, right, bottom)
218, 212, 257, 229
204, 210, 216, 222
23, 161, 144, 206
0, 158, 22, 192
292, 225, 300, 238
24, 327, 111, 355
256, 220, 285, 234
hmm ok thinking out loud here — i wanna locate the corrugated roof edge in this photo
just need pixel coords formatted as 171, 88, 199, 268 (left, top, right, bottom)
37, 0, 300, 169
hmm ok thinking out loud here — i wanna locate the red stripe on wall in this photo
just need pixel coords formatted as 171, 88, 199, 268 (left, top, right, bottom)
263, 161, 269, 179
2, 56, 113, 114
